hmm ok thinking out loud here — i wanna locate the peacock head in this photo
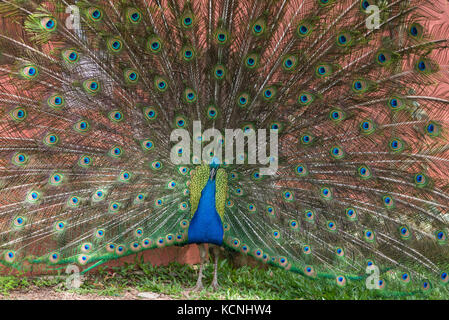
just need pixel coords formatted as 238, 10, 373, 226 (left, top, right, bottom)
209, 156, 220, 180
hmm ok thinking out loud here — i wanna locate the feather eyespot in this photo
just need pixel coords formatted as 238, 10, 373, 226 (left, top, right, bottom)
49, 172, 64, 186
108, 202, 121, 214
298, 92, 314, 106
304, 265, 316, 277
154, 76, 168, 92
245, 53, 259, 69
422, 280, 431, 291
184, 88, 197, 103
151, 161, 163, 170
62, 49, 80, 64
360, 0, 373, 11
80, 243, 92, 254
147, 36, 162, 53
304, 209, 315, 222
389, 138, 404, 152
440, 272, 448, 283
336, 275, 346, 287
435, 230, 447, 244
330, 146, 344, 159
12, 152, 29, 166
21, 65, 39, 79
320, 187, 333, 200
335, 247, 345, 257
87, 7, 103, 21
326, 220, 337, 232
10, 107, 27, 122
130, 242, 141, 252
337, 32, 352, 46
289, 220, 299, 230
43, 133, 59, 146
116, 245, 126, 255
47, 94, 65, 109
300, 133, 314, 145
13, 216, 26, 228
263, 87, 277, 101
215, 30, 229, 44
318, 0, 335, 6
266, 205, 275, 217
109, 146, 123, 158
382, 195, 395, 209
95, 229, 105, 239
107, 37, 123, 53
399, 226, 411, 240
124, 69, 139, 84
345, 207, 357, 221
364, 229, 375, 242
78, 155, 92, 168
118, 171, 132, 183
180, 45, 195, 61
282, 55, 298, 71
315, 63, 333, 78
181, 12, 195, 28
425, 121, 441, 137
252, 19, 266, 36
302, 245, 312, 255
360, 119, 376, 135
408, 23, 423, 40
357, 165, 372, 179
247, 203, 257, 213
26, 190, 41, 204
213, 64, 226, 80
296, 21, 313, 37
4, 251, 16, 263
55, 221, 66, 232
92, 189, 107, 202
67, 196, 80, 207
142, 238, 152, 248
106, 243, 115, 253
126, 8, 141, 24
83, 79, 101, 95
282, 190, 294, 202
40, 17, 57, 31
237, 93, 250, 107
143, 106, 158, 121
351, 79, 369, 93
49, 252, 60, 263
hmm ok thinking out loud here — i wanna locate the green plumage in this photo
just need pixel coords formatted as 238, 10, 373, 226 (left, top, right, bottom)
0, 0, 446, 296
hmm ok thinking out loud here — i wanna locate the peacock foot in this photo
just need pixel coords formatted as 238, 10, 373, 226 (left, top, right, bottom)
210, 280, 220, 291
187, 282, 205, 292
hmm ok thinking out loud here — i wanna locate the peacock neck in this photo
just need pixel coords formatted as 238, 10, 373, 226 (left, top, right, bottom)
187, 180, 224, 245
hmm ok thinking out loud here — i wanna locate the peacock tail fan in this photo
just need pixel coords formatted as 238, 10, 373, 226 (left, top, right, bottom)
0, 0, 447, 296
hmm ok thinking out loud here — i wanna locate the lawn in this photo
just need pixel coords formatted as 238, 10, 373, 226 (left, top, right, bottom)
0, 256, 447, 300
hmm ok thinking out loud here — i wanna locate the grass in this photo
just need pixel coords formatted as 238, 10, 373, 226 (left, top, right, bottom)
0, 257, 447, 299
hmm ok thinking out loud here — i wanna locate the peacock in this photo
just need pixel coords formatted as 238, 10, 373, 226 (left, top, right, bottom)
0, 0, 448, 296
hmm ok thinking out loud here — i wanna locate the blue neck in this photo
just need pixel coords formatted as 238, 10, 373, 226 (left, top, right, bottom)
187, 180, 224, 245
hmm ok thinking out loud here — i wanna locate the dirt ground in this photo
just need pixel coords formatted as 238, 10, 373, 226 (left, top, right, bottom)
0, 287, 173, 300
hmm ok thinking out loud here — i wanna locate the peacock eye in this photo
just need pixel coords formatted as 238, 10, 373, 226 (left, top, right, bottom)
40, 17, 57, 31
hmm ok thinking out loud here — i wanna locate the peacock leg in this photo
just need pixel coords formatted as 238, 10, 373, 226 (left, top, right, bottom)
189, 243, 207, 292
210, 245, 220, 291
